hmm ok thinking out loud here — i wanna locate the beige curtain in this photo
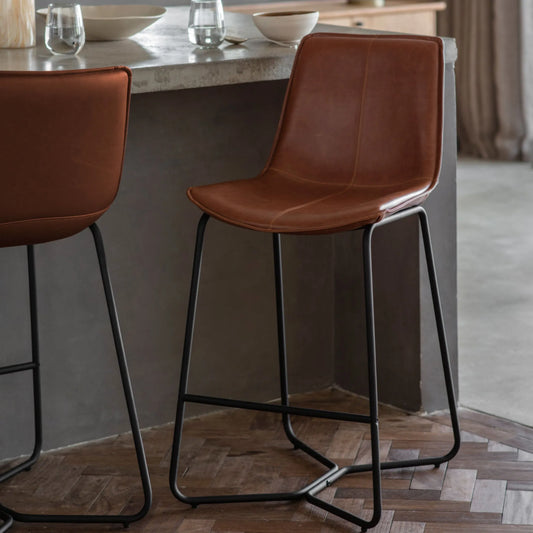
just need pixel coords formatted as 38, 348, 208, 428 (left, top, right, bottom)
438, 0, 526, 160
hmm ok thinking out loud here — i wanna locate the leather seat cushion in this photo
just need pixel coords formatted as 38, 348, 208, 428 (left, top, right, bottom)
188, 168, 431, 234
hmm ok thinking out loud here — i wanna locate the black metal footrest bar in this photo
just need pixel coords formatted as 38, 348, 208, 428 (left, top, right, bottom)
183, 394, 372, 424
0, 362, 37, 376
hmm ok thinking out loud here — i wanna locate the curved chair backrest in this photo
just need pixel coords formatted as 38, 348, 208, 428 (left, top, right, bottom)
267, 33, 444, 194
0, 67, 132, 248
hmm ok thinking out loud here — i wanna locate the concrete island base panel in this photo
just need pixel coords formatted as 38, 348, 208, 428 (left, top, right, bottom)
0, 8, 457, 456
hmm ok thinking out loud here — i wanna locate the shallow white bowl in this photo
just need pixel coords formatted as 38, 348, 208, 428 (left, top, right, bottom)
38, 5, 166, 41
252, 10, 319, 47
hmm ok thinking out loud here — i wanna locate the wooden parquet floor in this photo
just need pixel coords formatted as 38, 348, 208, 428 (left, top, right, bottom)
2, 388, 533, 532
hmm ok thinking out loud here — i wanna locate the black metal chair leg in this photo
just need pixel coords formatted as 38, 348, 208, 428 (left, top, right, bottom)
0, 246, 43, 486
89, 223, 152, 522
0, 225, 152, 526
418, 208, 461, 460
361, 225, 382, 530
272, 233, 297, 444
170, 213, 210, 504
27, 245, 44, 470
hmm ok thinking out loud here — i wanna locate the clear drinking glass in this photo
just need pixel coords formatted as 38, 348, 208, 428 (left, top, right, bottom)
188, 0, 225, 49
45, 3, 85, 55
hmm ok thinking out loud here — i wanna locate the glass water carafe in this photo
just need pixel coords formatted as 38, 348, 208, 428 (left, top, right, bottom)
188, 0, 225, 49
0, 0, 36, 48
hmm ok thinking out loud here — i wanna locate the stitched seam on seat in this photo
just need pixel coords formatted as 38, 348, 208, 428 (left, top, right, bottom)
268, 166, 340, 186
267, 37, 376, 230
267, 166, 362, 188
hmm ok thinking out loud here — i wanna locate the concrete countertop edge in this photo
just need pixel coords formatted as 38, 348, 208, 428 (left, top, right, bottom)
130, 56, 296, 93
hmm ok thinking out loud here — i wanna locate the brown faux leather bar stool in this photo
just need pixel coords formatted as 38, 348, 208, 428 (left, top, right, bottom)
0, 68, 151, 531
169, 33, 461, 531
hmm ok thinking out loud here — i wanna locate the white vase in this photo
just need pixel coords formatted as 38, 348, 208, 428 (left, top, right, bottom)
0, 0, 36, 48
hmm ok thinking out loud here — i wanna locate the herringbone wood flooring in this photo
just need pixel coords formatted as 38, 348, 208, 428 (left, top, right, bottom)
2, 388, 533, 532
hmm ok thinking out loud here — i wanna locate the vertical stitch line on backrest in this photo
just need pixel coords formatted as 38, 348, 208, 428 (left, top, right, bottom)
350, 37, 376, 188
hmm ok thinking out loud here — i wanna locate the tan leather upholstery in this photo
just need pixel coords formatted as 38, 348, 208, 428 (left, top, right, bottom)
188, 33, 443, 234
0, 67, 131, 247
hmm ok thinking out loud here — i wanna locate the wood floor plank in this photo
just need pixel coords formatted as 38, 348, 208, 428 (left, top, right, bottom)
487, 441, 517, 454
502, 490, 533, 525
411, 465, 447, 491
88, 475, 140, 515
321, 497, 364, 528
64, 474, 111, 510
440, 469, 477, 502
517, 450, 533, 462
469, 479, 506, 514
325, 428, 363, 461
355, 440, 392, 465
359, 509, 394, 532
212, 519, 323, 532
507, 481, 533, 491
393, 510, 501, 524
177, 519, 215, 532
382, 449, 419, 480
390, 521, 426, 533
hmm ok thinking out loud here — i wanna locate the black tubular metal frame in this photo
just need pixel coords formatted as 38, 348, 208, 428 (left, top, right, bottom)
0, 223, 152, 530
170, 206, 461, 532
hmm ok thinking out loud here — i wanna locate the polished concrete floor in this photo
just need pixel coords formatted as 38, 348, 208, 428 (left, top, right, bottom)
458, 157, 533, 427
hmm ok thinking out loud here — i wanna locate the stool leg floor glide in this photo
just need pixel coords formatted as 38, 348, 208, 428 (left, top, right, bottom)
170, 208, 460, 532
0, 224, 152, 529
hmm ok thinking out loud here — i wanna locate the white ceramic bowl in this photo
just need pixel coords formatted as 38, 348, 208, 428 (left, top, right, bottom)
252, 10, 319, 47
38, 5, 166, 41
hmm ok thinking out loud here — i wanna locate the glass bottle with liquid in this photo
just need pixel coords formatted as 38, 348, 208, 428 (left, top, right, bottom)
188, 0, 225, 49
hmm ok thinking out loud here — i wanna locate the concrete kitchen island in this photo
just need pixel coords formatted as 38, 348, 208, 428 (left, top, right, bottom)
0, 8, 458, 457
